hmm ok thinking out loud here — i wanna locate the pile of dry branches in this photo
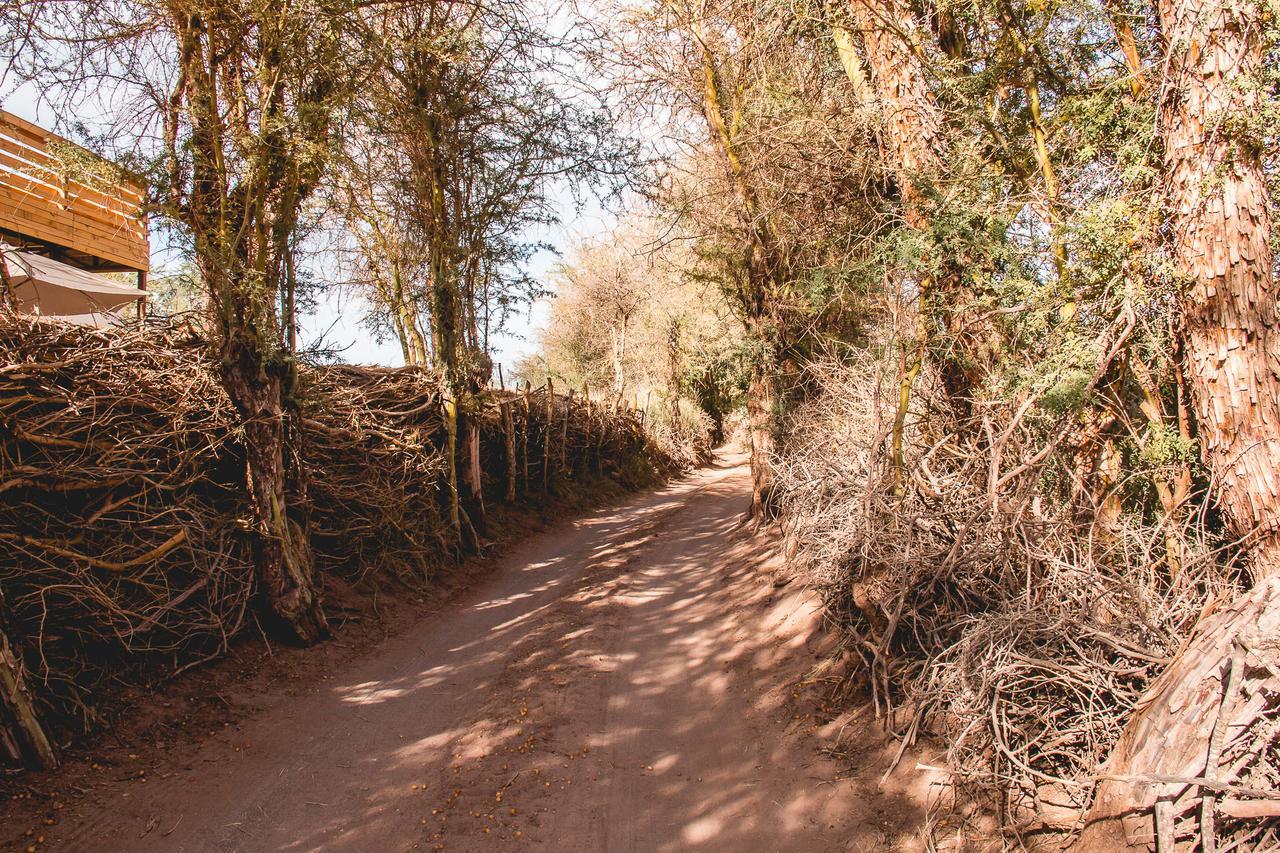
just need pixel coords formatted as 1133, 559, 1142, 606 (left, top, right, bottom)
0, 315, 675, 746
772, 349, 1276, 845
0, 318, 252, 727
301, 364, 452, 583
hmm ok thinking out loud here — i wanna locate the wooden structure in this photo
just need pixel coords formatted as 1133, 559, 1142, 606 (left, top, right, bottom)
0, 108, 148, 289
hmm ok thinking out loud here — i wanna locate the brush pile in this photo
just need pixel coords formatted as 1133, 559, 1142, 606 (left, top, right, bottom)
301, 364, 451, 584
771, 350, 1276, 845
0, 315, 675, 751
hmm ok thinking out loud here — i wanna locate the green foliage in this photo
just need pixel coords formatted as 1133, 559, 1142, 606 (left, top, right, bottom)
1039, 367, 1095, 414
1138, 422, 1197, 468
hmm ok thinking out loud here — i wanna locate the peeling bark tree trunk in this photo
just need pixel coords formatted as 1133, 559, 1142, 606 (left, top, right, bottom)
848, 0, 945, 220
1082, 579, 1280, 848
848, 0, 981, 494
1082, 0, 1279, 844
850, 0, 1002, 405
849, 0, 950, 490
1159, 0, 1280, 579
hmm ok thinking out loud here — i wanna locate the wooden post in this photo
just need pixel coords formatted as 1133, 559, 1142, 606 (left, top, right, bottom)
543, 377, 554, 492
442, 392, 462, 541
521, 381, 531, 492
596, 387, 609, 469
581, 383, 591, 473
562, 389, 573, 472
0, 594, 58, 770
137, 269, 148, 329
502, 402, 517, 501
466, 417, 485, 522
497, 363, 505, 390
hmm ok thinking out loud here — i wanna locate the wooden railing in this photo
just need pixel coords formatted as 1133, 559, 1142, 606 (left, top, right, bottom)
0, 109, 148, 272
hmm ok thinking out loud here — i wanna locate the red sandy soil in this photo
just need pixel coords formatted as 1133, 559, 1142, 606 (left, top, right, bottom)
2, 452, 931, 851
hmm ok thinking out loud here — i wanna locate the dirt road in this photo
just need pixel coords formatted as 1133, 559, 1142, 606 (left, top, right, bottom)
45, 454, 924, 851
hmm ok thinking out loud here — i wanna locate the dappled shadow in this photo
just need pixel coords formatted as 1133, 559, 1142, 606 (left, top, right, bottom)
59, 456, 923, 852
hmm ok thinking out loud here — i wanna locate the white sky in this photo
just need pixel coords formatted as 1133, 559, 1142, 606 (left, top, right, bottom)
2, 84, 614, 374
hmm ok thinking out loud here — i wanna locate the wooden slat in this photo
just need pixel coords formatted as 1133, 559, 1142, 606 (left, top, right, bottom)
0, 219, 145, 271
0, 214, 148, 271
0, 111, 145, 197
0, 135, 144, 207
0, 163, 137, 226
0, 110, 55, 145
0, 192, 148, 270
0, 207, 148, 265
0, 170, 144, 229
0, 163, 149, 236
0, 185, 146, 243
0, 109, 148, 270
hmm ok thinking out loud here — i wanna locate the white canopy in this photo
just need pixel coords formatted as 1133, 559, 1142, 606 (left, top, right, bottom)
2, 244, 146, 320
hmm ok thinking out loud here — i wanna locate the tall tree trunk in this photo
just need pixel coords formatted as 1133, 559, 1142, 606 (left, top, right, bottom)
1161, 0, 1279, 575
848, 0, 945, 218
849, 0, 982, 495
1083, 0, 1279, 843
747, 360, 777, 516
173, 8, 329, 646
220, 331, 327, 644
693, 23, 782, 516
848, 0, 963, 488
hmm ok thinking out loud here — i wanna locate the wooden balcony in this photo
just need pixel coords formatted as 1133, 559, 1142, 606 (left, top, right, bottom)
0, 108, 148, 273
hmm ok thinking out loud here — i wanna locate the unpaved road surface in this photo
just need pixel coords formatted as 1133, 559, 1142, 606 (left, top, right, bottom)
42, 454, 924, 851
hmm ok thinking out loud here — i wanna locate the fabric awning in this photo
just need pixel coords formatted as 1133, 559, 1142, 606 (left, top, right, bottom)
2, 244, 146, 317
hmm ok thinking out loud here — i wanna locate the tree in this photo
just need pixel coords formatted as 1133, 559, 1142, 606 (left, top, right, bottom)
532, 214, 744, 434
349, 0, 623, 541
603, 0, 883, 515
324, 134, 432, 366
162, 0, 347, 642
554, 229, 648, 397
1083, 0, 1280, 842
4, 0, 364, 641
